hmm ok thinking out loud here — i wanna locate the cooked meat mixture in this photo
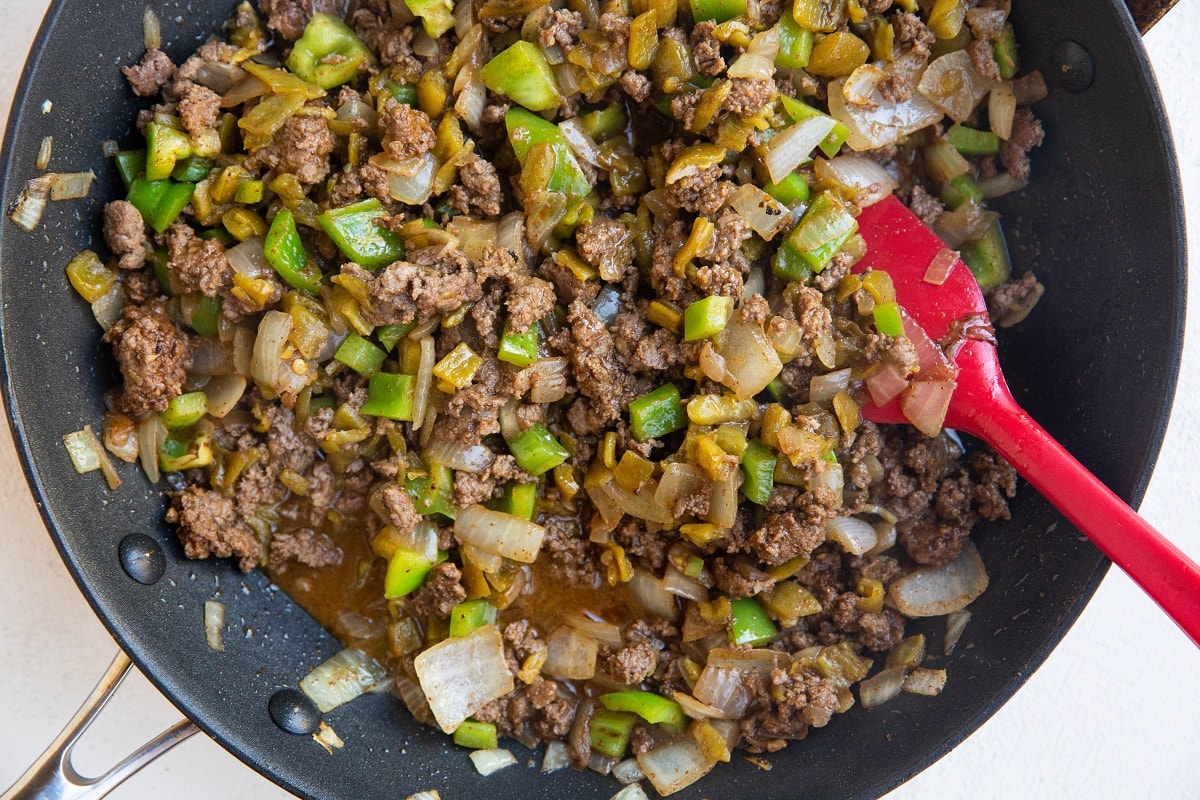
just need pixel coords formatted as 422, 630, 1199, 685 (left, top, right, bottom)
77, 0, 1043, 793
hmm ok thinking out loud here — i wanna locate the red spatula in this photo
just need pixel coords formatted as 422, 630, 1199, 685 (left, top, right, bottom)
855, 195, 1200, 646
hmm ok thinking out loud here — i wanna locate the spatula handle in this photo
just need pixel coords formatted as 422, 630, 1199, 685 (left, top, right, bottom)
975, 400, 1200, 647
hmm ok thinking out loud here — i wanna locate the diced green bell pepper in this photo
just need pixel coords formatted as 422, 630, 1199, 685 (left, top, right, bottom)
589, 708, 638, 759
161, 392, 208, 429
947, 124, 1001, 156
171, 156, 214, 183
145, 122, 193, 182
504, 107, 591, 198
775, 10, 814, 68
405, 0, 456, 38
740, 439, 777, 506
406, 462, 457, 519
873, 301, 904, 337
489, 481, 538, 520
286, 13, 375, 89
497, 321, 540, 367
449, 599, 498, 638
376, 322, 416, 352
159, 427, 212, 472
361, 372, 416, 420
579, 105, 627, 141
775, 192, 858, 277
629, 384, 686, 442
265, 208, 323, 294
480, 42, 562, 113
385, 547, 435, 599
384, 79, 418, 107
128, 178, 197, 234
190, 295, 222, 338
959, 220, 1012, 292
729, 597, 777, 647
334, 333, 387, 376
683, 295, 734, 342
689, 0, 746, 23
599, 692, 686, 734
763, 172, 811, 206
452, 719, 499, 750
114, 150, 146, 189
507, 424, 570, 476
940, 174, 983, 211
317, 199, 405, 270
993, 22, 1019, 79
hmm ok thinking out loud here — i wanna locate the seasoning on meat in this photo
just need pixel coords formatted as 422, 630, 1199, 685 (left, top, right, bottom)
167, 486, 262, 572
102, 201, 148, 271
105, 299, 191, 416
121, 49, 175, 97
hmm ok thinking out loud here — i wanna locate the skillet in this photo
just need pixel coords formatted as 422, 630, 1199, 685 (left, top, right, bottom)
0, 0, 1186, 797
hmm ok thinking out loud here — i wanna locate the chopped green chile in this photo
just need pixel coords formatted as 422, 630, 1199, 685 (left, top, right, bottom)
129, 178, 196, 234
629, 384, 687, 442
452, 719, 499, 750
144, 122, 193, 181
190, 295, 222, 337
775, 11, 814, 68
940, 174, 983, 211
376, 322, 416, 352
171, 156, 214, 183
449, 599, 498, 638
383, 79, 418, 107
775, 192, 858, 277
385, 547, 435, 598
507, 424, 570, 476
599, 691, 686, 733
405, 0, 456, 38
763, 172, 811, 205
947, 124, 1001, 156
740, 440, 777, 506
993, 23, 1019, 78
590, 708, 638, 759
490, 481, 537, 520
729, 597, 777, 647
689, 0, 746, 22
265, 208, 323, 294
286, 13, 375, 89
361, 372, 416, 420
317, 199, 405, 270
334, 334, 387, 376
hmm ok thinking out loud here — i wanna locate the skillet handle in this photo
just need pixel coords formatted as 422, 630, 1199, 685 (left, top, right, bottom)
0, 651, 199, 800
1124, 0, 1181, 33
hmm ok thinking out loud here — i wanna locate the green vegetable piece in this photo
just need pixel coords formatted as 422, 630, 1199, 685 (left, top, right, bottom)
235, 179, 264, 205
507, 424, 570, 476
775, 11, 814, 68
940, 174, 982, 211
498, 321, 540, 367
191, 295, 222, 337
161, 392, 208, 429
873, 301, 904, 337
959, 220, 1012, 292
777, 192, 858, 275
683, 295, 734, 342
946, 124, 1001, 156
452, 719, 499, 750
763, 376, 787, 403
265, 208, 323, 294
481, 42, 562, 113
689, 0, 746, 22
145, 122, 193, 182
126, 179, 166, 227
449, 599, 498, 638
729, 597, 777, 647
779, 95, 850, 158
763, 172, 811, 206
505, 108, 591, 198
629, 384, 686, 442
579, 105, 628, 141
130, 179, 196, 234
114, 150, 146, 189
385, 547, 434, 599
361, 372, 416, 420
599, 692, 686, 734
383, 79, 418, 107
335, 333, 387, 376
404, 0, 456, 38
285, 13, 375, 89
159, 426, 212, 472
171, 156, 213, 183
199, 228, 237, 246
317, 199, 405, 270
992, 23, 1019, 79
376, 322, 416, 352
740, 440, 777, 506
490, 481, 538, 520
406, 462, 457, 519
590, 708, 638, 759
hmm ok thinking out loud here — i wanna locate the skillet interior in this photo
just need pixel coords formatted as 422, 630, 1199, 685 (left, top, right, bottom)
0, 1, 1183, 798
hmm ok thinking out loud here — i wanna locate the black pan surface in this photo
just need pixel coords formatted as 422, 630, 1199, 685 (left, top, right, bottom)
0, 1, 1184, 798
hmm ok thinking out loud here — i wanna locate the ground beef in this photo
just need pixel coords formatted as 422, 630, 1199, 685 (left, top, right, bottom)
712, 558, 776, 598
748, 488, 836, 565
999, 108, 1045, 181
554, 299, 634, 431
449, 156, 503, 217
969, 449, 1018, 520
451, 455, 531, 508
255, 113, 336, 185
167, 486, 261, 572
105, 300, 191, 416
378, 99, 436, 162
864, 0, 892, 11
264, 401, 318, 475
724, 78, 777, 118
576, 217, 634, 279
664, 165, 737, 217
539, 250, 601, 305
878, 73, 911, 104
348, 245, 481, 326
605, 641, 658, 685
988, 271, 1045, 328
541, 516, 601, 584
380, 483, 421, 532
407, 561, 466, 618
691, 21, 726, 76
506, 273, 556, 332
260, 0, 338, 42
103, 201, 147, 271
707, 209, 751, 265
620, 70, 652, 102
967, 36, 1001, 81
268, 529, 342, 569
900, 518, 969, 566
893, 12, 935, 56
122, 49, 175, 97
166, 222, 230, 297
177, 84, 221, 137
905, 184, 944, 227
537, 9, 584, 48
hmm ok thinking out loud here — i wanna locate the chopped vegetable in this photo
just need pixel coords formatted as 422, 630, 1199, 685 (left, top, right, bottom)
507, 423, 570, 476
414, 625, 514, 733
334, 334, 387, 376
286, 13, 375, 89
361, 372, 416, 420
468, 748, 518, 776
203, 600, 225, 651
299, 647, 390, 713
683, 296, 734, 342
728, 597, 777, 646
449, 599, 498, 638
264, 208, 322, 294
947, 124, 1001, 156
591, 708, 639, 758
740, 440, 776, 506
317, 199, 405, 270
480, 42, 561, 112
628, 384, 686, 442
453, 719, 499, 750
600, 692, 686, 734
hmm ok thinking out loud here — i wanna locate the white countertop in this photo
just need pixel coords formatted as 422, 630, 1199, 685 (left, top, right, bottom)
1, 2, 1198, 798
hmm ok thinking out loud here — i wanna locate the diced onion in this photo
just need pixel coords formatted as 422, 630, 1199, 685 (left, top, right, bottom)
48, 171, 95, 200
725, 184, 792, 240
137, 414, 165, 483
693, 666, 752, 717
900, 308, 955, 374
525, 191, 568, 250
226, 237, 271, 278
454, 504, 547, 563
102, 413, 139, 463
251, 310, 308, 397
726, 29, 779, 79
414, 625, 514, 733
36, 136, 53, 170
842, 64, 888, 106
636, 738, 717, 797
10, 174, 51, 231
529, 357, 569, 404
865, 363, 907, 406
610, 782, 650, 800
455, 73, 487, 131
917, 50, 994, 123
543, 625, 599, 680
828, 53, 943, 151
705, 648, 785, 677
191, 61, 245, 94
191, 338, 238, 376
809, 368, 852, 406
91, 284, 126, 332
610, 480, 675, 525
989, 84, 1016, 140
469, 748, 517, 776
813, 155, 899, 208
383, 153, 439, 205
810, 461, 844, 505
205, 375, 247, 418
204, 600, 225, 651
826, 515, 878, 556
707, 473, 739, 530
424, 439, 496, 473
890, 542, 989, 617
300, 647, 390, 713
143, 7, 161, 50
1012, 70, 1048, 105
943, 609, 972, 655
460, 542, 503, 573
716, 313, 783, 400
655, 463, 710, 516
629, 568, 680, 621
562, 612, 624, 647
903, 667, 948, 696
612, 759, 646, 786
542, 740, 571, 773
934, 201, 998, 249
978, 171, 1027, 199
761, 115, 836, 184
63, 425, 122, 489
313, 721, 344, 752
859, 666, 906, 709
900, 378, 956, 437
662, 565, 709, 603
558, 118, 603, 167
923, 247, 960, 286
412, 336, 436, 432
673, 691, 735, 720
406, 792, 441, 800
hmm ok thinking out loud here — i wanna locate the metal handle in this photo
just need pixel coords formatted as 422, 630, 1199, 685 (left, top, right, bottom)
1, 651, 200, 800
1125, 0, 1182, 33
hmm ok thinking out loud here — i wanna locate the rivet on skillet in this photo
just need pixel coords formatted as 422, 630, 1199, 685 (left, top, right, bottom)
269, 688, 321, 735
118, 533, 166, 585
1054, 40, 1095, 93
